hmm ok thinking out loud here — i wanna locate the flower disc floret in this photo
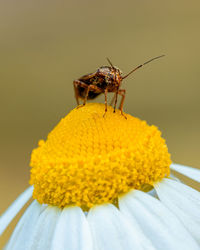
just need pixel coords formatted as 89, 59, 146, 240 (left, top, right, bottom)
30, 103, 171, 209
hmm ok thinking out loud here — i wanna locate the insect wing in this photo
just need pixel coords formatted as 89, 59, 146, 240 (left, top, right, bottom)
79, 72, 97, 81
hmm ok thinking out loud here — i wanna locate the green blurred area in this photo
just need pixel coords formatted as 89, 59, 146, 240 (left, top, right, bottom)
0, 0, 200, 247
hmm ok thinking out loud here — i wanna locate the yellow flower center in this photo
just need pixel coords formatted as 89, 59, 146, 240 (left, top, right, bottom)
30, 103, 171, 209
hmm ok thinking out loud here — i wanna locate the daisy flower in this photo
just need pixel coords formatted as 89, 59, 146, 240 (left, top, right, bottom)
0, 103, 200, 250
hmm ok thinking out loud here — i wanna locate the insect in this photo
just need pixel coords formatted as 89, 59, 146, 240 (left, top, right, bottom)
73, 55, 165, 118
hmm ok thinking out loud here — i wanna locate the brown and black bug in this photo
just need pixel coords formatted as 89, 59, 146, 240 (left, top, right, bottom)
73, 55, 165, 118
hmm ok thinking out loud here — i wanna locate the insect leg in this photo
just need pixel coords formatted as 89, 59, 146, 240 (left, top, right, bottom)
110, 93, 116, 106
73, 80, 91, 107
113, 89, 119, 113
81, 83, 103, 107
73, 80, 80, 105
103, 88, 108, 117
83, 86, 90, 105
118, 89, 127, 119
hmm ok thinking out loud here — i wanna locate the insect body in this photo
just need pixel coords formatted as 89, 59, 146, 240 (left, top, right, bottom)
73, 55, 164, 118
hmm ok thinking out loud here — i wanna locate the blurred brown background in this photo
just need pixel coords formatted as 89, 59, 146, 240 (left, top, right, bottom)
0, 0, 200, 247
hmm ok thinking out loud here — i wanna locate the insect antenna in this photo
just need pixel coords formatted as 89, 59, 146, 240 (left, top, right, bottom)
122, 55, 165, 79
106, 57, 114, 68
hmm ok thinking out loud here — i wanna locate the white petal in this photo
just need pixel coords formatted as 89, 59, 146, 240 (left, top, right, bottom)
171, 163, 200, 183
147, 173, 181, 199
88, 203, 154, 250
155, 178, 200, 244
51, 206, 93, 250
0, 186, 33, 236
119, 189, 199, 250
5, 201, 46, 250
169, 173, 181, 182
27, 206, 61, 250
147, 188, 157, 197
